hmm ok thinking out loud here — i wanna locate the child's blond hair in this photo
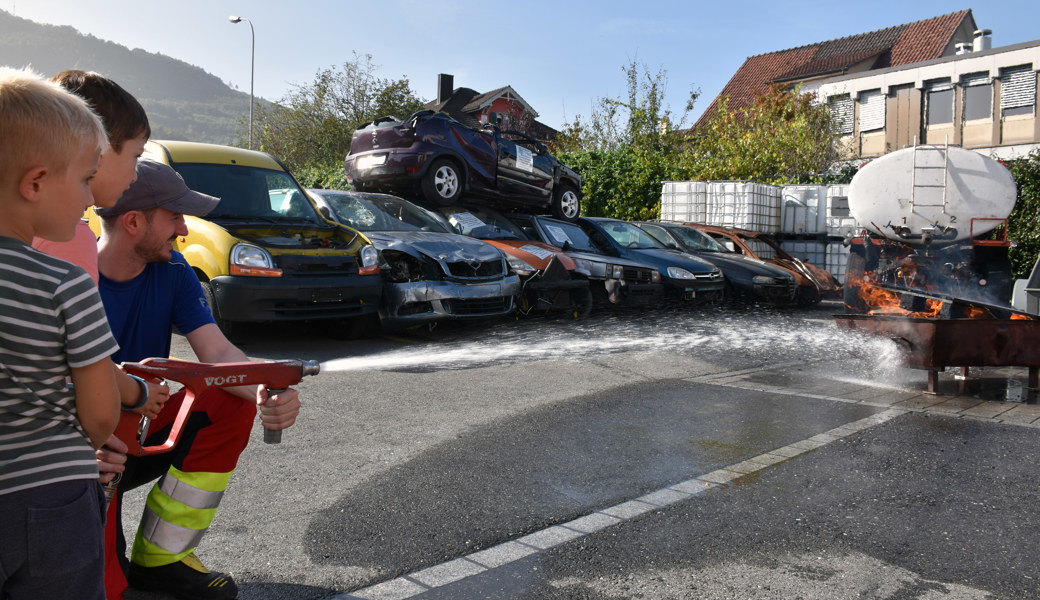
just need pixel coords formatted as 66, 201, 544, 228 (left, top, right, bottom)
0, 67, 108, 189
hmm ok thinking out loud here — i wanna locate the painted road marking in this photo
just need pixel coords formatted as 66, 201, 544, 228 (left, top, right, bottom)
332, 409, 904, 600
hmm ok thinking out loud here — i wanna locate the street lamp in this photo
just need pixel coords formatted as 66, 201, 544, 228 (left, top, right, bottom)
228, 15, 254, 149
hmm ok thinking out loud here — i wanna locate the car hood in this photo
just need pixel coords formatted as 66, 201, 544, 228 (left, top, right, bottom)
364, 230, 503, 263
482, 239, 576, 270
691, 251, 792, 278
625, 248, 717, 274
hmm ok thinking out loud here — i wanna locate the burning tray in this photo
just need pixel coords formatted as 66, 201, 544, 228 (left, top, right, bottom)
834, 313, 1040, 396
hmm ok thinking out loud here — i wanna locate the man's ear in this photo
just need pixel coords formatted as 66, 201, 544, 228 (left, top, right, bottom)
18, 166, 48, 203
121, 210, 144, 234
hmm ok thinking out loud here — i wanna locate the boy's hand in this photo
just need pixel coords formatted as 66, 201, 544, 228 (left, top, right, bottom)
133, 379, 170, 419
257, 387, 301, 432
97, 434, 128, 484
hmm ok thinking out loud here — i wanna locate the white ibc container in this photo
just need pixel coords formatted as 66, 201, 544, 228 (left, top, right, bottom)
704, 181, 780, 233
826, 184, 861, 238
781, 185, 827, 234
780, 240, 827, 268
825, 241, 851, 285
660, 181, 707, 222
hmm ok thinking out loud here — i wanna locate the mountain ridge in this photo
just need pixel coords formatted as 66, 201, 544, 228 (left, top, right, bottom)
0, 10, 253, 144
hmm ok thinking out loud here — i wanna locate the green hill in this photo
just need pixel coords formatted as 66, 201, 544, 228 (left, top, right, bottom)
0, 10, 254, 144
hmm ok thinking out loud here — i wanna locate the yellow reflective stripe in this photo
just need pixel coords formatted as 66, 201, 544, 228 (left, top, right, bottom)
130, 468, 232, 566
168, 466, 232, 493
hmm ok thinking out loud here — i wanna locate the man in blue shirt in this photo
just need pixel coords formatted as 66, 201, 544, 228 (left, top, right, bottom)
95, 159, 302, 600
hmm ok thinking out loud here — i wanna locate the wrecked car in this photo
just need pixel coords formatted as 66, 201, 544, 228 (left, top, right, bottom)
557, 218, 724, 304
344, 110, 582, 221
433, 205, 593, 318
506, 214, 666, 307
307, 189, 520, 330
688, 224, 842, 305
634, 221, 796, 305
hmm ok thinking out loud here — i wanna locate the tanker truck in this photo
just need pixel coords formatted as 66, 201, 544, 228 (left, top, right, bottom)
843, 144, 1018, 317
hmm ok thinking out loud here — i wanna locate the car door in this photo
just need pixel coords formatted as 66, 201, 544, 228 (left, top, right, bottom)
494, 129, 554, 203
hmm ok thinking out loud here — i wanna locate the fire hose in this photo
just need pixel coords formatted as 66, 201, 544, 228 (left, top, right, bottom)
101, 358, 320, 506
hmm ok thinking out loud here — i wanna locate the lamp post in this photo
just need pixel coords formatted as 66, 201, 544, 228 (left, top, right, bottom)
228, 15, 254, 149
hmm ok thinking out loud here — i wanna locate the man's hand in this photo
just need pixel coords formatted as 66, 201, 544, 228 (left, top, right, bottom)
256, 387, 301, 432
97, 434, 128, 484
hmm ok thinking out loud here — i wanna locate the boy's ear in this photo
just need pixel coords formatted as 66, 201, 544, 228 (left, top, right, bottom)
18, 166, 49, 203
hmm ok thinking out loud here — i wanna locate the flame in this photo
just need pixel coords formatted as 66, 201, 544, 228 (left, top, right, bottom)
848, 274, 950, 318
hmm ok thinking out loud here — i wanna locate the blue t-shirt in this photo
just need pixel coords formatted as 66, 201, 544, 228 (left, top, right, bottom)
98, 251, 215, 363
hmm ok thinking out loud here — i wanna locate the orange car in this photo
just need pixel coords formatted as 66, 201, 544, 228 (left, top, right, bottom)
688, 224, 842, 305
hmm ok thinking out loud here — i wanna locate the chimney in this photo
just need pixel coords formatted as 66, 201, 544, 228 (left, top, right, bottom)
437, 74, 454, 104
973, 29, 992, 52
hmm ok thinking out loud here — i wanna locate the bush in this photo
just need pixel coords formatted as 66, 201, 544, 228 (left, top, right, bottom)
1005, 151, 1040, 279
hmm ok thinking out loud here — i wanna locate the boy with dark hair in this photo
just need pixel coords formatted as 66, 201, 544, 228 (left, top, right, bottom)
0, 66, 121, 599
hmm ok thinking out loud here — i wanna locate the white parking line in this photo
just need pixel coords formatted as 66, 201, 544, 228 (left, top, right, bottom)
331, 409, 905, 600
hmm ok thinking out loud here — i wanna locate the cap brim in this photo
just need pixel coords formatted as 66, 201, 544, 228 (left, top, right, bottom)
162, 189, 220, 217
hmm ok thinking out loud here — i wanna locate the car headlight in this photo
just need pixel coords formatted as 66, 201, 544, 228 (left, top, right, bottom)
507, 254, 535, 275
609, 264, 624, 279
753, 275, 782, 285
666, 266, 695, 280
229, 243, 281, 277
359, 244, 380, 275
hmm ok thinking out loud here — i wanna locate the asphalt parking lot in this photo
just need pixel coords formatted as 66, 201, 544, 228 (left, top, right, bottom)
121, 301, 1040, 600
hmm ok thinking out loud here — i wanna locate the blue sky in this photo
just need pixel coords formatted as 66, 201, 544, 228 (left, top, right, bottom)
9, 1, 1039, 129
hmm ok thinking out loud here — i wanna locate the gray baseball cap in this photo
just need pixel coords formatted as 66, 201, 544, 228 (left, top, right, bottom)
95, 158, 219, 217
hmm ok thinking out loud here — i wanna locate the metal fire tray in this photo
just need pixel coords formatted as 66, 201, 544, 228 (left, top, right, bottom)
834, 313, 1040, 396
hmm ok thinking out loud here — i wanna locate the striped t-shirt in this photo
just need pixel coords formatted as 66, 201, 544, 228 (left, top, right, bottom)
0, 236, 120, 496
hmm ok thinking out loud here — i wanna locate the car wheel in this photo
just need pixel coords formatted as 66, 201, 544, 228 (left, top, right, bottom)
551, 184, 581, 222
422, 158, 462, 206
201, 280, 243, 341
570, 286, 593, 319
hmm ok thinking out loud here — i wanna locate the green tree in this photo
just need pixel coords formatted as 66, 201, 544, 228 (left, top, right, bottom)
1004, 151, 1040, 279
248, 52, 426, 176
679, 85, 840, 184
552, 60, 698, 219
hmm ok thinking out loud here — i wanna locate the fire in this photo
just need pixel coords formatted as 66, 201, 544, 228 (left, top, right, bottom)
848, 275, 950, 318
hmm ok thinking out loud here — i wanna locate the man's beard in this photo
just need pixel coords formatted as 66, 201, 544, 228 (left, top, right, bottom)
135, 234, 174, 263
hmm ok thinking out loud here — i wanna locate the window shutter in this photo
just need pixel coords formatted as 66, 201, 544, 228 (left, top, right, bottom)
858, 90, 885, 132
925, 79, 953, 92
829, 95, 854, 134
961, 72, 990, 87
1001, 65, 1036, 109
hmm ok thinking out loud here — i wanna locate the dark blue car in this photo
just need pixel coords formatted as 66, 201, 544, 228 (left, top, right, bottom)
529, 216, 724, 303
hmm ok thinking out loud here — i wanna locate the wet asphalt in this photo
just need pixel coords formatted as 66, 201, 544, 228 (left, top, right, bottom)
121, 301, 1040, 600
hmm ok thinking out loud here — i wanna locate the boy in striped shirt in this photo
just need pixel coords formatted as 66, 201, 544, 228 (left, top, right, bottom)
0, 67, 121, 600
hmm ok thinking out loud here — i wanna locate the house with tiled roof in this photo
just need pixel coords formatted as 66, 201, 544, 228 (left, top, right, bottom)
695, 10, 978, 130
424, 74, 558, 142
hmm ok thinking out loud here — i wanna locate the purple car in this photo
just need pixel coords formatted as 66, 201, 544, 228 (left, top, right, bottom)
344, 110, 582, 221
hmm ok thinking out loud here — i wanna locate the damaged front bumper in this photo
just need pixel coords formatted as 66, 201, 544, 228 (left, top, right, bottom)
378, 274, 521, 330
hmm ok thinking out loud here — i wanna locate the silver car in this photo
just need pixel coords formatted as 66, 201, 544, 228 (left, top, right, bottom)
308, 189, 521, 330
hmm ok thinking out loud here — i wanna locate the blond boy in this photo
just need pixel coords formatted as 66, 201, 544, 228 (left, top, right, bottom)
0, 67, 121, 600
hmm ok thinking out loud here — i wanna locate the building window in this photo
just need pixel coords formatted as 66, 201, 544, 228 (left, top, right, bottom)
961, 72, 993, 121
925, 80, 954, 126
1001, 64, 1036, 118
829, 95, 854, 134
858, 90, 885, 132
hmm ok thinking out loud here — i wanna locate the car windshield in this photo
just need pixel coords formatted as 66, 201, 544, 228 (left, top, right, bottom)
173, 163, 323, 224
317, 192, 449, 233
597, 221, 663, 249
666, 225, 727, 252
437, 208, 525, 240
537, 219, 602, 253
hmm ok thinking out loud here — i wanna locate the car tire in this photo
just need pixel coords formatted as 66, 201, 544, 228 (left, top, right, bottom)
201, 280, 243, 341
422, 158, 462, 206
551, 184, 581, 222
